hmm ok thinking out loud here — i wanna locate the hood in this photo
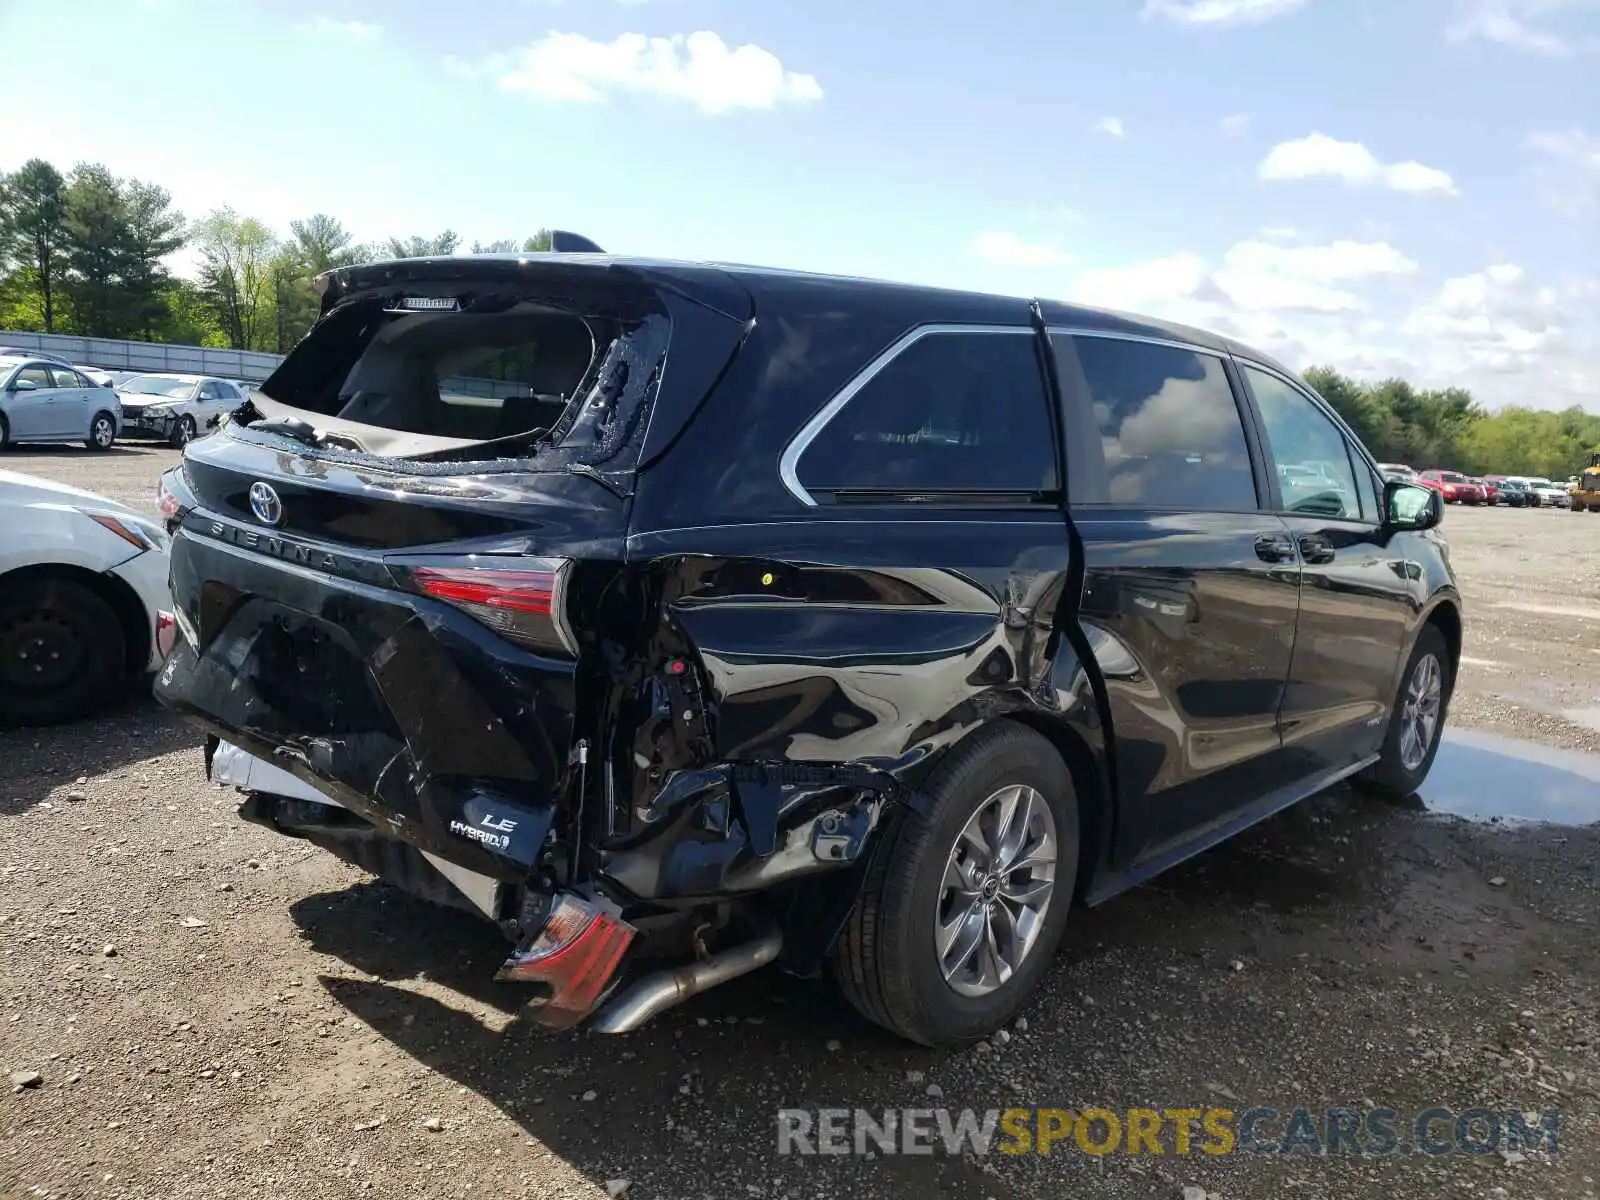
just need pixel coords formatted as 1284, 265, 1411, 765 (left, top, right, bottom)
0, 468, 142, 514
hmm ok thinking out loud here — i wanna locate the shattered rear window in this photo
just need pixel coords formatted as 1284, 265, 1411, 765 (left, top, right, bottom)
260, 301, 597, 442
253, 292, 670, 468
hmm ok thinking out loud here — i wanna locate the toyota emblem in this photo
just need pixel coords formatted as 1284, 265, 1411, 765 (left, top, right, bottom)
248, 481, 284, 526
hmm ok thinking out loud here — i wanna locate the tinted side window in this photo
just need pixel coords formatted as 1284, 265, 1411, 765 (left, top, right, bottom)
795, 330, 1059, 501
1052, 335, 1257, 509
1244, 365, 1362, 520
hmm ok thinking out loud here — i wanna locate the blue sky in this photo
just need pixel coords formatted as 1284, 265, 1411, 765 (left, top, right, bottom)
2, 0, 1595, 407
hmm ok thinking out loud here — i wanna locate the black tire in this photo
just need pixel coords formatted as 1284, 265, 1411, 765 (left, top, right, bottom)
0, 576, 128, 726
170, 415, 197, 448
1358, 623, 1452, 796
834, 723, 1079, 1046
86, 411, 116, 452
0, 412, 9, 450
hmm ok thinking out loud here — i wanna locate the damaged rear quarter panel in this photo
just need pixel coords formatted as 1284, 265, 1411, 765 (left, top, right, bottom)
599, 518, 1106, 904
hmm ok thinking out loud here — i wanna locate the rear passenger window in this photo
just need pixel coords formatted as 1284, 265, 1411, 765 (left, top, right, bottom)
795, 330, 1059, 501
1244, 365, 1364, 520
1052, 335, 1257, 509
48, 366, 84, 388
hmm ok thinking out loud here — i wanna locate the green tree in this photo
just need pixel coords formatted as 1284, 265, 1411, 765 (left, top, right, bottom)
121, 180, 186, 339
384, 231, 459, 258
290, 213, 368, 274
0, 159, 68, 332
471, 231, 554, 253
61, 163, 130, 336
193, 207, 277, 350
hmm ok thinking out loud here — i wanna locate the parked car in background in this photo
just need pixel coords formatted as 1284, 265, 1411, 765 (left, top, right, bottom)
1473, 477, 1499, 505
1417, 469, 1486, 504
77, 366, 119, 389
0, 469, 175, 724
0, 357, 122, 451
1524, 476, 1571, 508
114, 373, 248, 447
1487, 476, 1530, 507
154, 249, 1462, 1046
1378, 462, 1416, 482
0, 346, 70, 365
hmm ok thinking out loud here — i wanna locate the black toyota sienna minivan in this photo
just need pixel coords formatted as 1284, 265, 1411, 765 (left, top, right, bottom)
154, 245, 1459, 1046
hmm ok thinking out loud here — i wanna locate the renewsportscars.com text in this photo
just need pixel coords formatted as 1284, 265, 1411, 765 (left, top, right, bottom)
776, 1106, 1560, 1158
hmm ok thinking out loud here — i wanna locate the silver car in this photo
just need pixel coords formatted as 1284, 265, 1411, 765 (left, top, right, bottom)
0, 357, 122, 451
114, 373, 248, 447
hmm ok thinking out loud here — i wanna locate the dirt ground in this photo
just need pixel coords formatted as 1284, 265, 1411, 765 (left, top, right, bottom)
4, 443, 1599, 1200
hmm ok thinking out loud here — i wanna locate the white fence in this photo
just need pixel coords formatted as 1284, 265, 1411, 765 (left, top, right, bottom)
0, 330, 284, 382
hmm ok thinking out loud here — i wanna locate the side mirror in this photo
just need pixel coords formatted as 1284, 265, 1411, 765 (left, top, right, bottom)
10, 378, 37, 392
1386, 481, 1443, 531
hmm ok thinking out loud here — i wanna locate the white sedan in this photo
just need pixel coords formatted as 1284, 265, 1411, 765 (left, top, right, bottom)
0, 470, 175, 725
115, 373, 248, 447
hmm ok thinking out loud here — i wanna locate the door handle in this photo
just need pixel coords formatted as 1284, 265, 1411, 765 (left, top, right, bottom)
1298, 534, 1336, 565
1254, 534, 1298, 564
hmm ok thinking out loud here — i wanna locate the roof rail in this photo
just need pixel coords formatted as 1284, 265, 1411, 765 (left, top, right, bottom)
548, 230, 605, 253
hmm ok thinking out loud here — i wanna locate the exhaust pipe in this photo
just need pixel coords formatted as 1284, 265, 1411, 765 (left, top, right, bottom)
589, 924, 783, 1034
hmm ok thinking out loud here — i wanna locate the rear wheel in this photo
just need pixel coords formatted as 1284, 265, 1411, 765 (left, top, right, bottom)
834, 723, 1078, 1046
0, 576, 128, 726
1358, 624, 1452, 796
86, 412, 116, 451
170, 415, 197, 448
0, 412, 9, 450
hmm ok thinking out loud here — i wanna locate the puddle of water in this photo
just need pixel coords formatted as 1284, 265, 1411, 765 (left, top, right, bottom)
1417, 729, 1600, 826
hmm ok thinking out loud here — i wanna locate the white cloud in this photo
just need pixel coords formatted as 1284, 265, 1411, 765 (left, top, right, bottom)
1095, 116, 1126, 139
484, 31, 822, 114
1401, 264, 1565, 371
1447, 0, 1600, 55
1142, 0, 1307, 25
1529, 127, 1600, 168
1528, 127, 1600, 213
972, 232, 1075, 268
1259, 133, 1458, 195
1220, 112, 1252, 136
298, 15, 382, 41
1067, 241, 1594, 408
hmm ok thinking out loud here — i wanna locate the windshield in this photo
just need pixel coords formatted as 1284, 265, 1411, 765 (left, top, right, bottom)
1439, 471, 1466, 483
1527, 478, 1553, 487
121, 376, 196, 398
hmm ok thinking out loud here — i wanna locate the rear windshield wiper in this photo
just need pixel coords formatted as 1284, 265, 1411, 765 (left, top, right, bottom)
250, 414, 325, 447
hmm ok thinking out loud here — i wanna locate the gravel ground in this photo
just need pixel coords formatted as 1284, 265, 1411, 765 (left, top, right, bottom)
4, 446, 1599, 1200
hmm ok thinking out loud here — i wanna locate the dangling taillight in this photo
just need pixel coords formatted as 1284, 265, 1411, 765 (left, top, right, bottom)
405, 557, 576, 657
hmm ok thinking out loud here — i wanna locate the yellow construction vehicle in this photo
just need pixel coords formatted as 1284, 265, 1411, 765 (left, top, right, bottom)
1570, 453, 1600, 512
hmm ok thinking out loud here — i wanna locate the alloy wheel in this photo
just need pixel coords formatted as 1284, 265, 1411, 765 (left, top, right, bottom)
93, 418, 114, 448
935, 783, 1058, 997
1399, 653, 1443, 772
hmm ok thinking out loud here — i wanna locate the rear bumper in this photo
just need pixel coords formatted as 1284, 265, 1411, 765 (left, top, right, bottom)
155, 527, 577, 884
211, 739, 508, 919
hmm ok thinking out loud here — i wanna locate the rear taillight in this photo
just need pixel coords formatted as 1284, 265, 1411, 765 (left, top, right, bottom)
495, 893, 636, 1030
156, 470, 190, 530
154, 611, 178, 660
409, 559, 576, 656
